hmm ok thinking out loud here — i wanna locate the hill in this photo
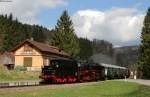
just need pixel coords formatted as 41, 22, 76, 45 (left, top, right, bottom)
90, 45, 139, 67
114, 45, 139, 67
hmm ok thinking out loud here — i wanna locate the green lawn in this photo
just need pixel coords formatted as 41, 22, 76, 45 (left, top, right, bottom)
0, 81, 150, 97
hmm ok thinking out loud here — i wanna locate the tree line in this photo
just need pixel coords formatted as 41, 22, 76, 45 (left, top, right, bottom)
0, 14, 52, 51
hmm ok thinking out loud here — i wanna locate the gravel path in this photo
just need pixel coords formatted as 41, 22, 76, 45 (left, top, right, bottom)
121, 79, 150, 86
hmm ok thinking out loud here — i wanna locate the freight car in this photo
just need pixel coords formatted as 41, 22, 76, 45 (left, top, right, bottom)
39, 59, 129, 84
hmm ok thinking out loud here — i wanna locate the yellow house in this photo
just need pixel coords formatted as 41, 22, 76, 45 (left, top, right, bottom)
12, 39, 70, 71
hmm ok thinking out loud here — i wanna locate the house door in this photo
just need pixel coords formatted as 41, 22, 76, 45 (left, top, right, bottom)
24, 57, 32, 67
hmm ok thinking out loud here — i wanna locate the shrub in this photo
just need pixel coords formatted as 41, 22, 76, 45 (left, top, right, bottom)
15, 66, 27, 71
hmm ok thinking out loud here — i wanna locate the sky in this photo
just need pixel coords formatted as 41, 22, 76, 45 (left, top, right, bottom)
0, 0, 150, 47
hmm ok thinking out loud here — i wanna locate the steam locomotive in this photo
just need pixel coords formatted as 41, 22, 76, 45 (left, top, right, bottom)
39, 58, 129, 84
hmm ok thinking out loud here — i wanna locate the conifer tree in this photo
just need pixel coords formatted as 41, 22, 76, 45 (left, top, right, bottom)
139, 8, 150, 78
51, 10, 80, 57
79, 38, 93, 60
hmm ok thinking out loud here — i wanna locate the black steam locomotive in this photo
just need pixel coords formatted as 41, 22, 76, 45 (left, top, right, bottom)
39, 58, 129, 84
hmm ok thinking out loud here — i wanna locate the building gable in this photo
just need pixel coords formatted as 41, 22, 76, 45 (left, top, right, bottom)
14, 42, 42, 56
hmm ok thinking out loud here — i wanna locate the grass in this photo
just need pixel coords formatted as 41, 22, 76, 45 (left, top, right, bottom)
0, 81, 150, 97
0, 65, 40, 81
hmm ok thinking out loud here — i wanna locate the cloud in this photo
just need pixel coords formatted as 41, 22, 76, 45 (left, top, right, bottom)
72, 8, 144, 46
0, 0, 67, 24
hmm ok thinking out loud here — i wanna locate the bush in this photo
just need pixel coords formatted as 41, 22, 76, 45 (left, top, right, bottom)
15, 66, 27, 71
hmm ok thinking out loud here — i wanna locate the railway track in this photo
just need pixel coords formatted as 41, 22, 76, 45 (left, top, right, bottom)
0, 81, 40, 88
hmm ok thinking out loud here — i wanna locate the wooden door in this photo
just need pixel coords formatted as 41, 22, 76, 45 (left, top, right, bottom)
24, 57, 32, 67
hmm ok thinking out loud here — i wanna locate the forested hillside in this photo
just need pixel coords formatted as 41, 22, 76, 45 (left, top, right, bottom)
114, 46, 139, 67
92, 39, 113, 56
90, 45, 139, 67
0, 14, 53, 51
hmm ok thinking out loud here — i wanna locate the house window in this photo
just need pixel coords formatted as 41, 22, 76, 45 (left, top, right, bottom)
24, 57, 32, 67
24, 44, 32, 52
